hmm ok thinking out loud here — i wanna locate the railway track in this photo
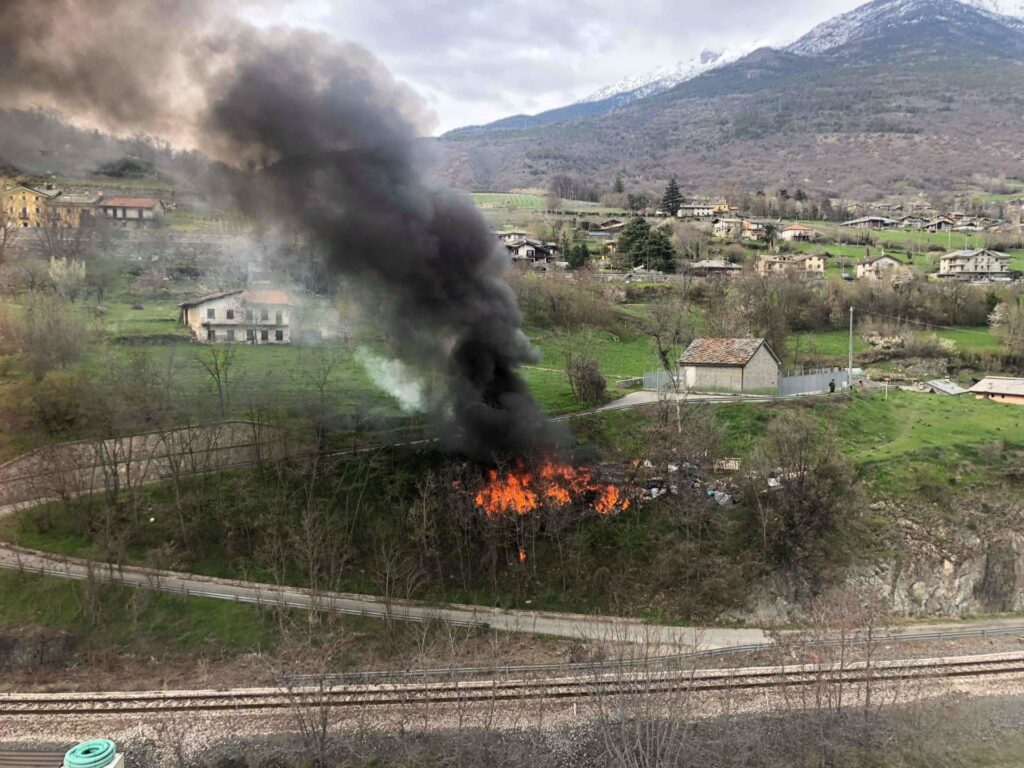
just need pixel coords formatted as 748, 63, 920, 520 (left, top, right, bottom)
5, 652, 1024, 717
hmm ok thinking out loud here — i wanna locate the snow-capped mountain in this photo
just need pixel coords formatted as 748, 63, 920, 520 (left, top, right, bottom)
447, 0, 1024, 137
788, 0, 1024, 55
968, 0, 1024, 17
580, 47, 756, 105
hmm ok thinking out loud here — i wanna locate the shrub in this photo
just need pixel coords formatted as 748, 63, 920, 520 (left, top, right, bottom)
10, 292, 93, 378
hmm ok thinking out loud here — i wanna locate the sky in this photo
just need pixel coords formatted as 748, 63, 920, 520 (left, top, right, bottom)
245, 0, 870, 134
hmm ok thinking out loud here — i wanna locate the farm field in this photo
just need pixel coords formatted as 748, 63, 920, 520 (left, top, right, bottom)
793, 325, 1002, 362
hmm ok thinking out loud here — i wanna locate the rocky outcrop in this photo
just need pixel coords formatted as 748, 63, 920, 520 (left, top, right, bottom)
738, 502, 1024, 622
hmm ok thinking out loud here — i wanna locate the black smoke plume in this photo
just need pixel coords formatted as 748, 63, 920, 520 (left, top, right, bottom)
0, 1, 566, 461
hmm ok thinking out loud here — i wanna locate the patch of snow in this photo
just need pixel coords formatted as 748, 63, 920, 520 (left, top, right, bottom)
579, 44, 759, 105
788, 0, 1024, 56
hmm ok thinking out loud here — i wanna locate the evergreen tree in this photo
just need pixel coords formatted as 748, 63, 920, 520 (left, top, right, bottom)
613, 175, 624, 194
568, 242, 591, 270
616, 217, 677, 273
661, 178, 683, 217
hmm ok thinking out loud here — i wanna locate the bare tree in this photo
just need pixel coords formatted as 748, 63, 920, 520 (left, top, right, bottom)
552, 328, 606, 404
194, 345, 242, 419
641, 293, 695, 434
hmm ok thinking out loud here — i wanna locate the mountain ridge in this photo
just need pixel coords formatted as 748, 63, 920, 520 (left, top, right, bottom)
446, 0, 1024, 138
436, 0, 1024, 197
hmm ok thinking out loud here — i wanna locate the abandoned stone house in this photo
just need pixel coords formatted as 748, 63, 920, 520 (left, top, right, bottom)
178, 288, 296, 344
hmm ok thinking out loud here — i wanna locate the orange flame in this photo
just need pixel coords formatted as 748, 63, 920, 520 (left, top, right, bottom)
474, 460, 631, 518
518, 547, 527, 563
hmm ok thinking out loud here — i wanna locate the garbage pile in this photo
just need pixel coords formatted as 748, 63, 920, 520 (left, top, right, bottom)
633, 458, 740, 507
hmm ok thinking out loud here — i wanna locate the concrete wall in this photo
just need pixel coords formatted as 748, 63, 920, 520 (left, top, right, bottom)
684, 365, 742, 392
743, 345, 780, 392
975, 393, 1024, 406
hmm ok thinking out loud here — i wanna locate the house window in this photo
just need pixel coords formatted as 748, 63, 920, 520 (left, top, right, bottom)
246, 329, 255, 341
245, 309, 253, 323
207, 328, 216, 341
226, 309, 234, 320
260, 329, 269, 341
260, 309, 269, 322
226, 329, 235, 342
275, 311, 283, 325
206, 308, 215, 320
275, 330, 283, 341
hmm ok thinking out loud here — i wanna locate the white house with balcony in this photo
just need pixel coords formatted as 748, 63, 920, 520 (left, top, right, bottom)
937, 249, 1012, 282
178, 288, 296, 344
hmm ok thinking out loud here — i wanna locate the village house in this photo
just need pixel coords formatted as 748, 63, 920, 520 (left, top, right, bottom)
96, 196, 166, 227
688, 259, 742, 278
898, 215, 927, 229
711, 217, 744, 238
756, 253, 825, 276
842, 215, 898, 230
856, 254, 909, 280
676, 203, 716, 219
505, 237, 557, 264
741, 219, 768, 241
922, 216, 955, 233
178, 288, 296, 344
47, 193, 101, 227
494, 230, 529, 242
780, 223, 817, 241
937, 249, 1012, 282
969, 377, 1024, 405
678, 337, 781, 394
1, 182, 62, 227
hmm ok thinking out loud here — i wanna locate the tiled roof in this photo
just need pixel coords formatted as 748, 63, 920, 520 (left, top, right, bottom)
99, 196, 162, 208
692, 259, 740, 269
179, 288, 296, 307
784, 223, 814, 231
178, 289, 243, 307
926, 379, 969, 395
679, 338, 771, 367
969, 377, 1024, 397
52, 194, 101, 205
243, 289, 296, 306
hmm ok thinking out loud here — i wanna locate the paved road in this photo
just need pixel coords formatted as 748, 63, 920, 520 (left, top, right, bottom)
0, 544, 768, 650
4, 543, 1024, 653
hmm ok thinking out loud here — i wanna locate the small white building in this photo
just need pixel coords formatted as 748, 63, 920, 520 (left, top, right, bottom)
178, 288, 296, 344
856, 254, 908, 280
678, 338, 780, 394
780, 223, 817, 241
96, 196, 166, 227
677, 203, 716, 219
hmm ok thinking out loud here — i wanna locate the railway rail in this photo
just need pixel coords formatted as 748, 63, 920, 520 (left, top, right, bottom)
4, 652, 1024, 717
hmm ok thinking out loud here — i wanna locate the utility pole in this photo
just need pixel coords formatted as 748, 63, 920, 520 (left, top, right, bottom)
848, 306, 854, 389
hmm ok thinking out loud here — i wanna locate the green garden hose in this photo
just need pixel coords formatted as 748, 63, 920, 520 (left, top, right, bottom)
63, 739, 116, 768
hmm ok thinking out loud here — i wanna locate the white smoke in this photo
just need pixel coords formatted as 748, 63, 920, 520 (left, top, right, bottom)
357, 347, 427, 414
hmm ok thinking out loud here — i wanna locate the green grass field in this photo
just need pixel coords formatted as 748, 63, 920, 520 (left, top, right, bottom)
717, 391, 1024, 500
792, 325, 1003, 362
472, 192, 547, 210
0, 569, 278, 652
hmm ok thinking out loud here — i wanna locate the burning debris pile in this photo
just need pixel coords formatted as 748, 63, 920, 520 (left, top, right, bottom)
473, 460, 631, 518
